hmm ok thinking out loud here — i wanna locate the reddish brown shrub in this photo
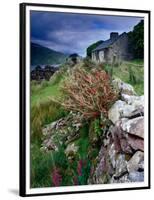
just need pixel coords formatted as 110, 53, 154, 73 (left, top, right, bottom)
60, 67, 118, 119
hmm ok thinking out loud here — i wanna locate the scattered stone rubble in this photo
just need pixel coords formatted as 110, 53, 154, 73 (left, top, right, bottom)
40, 112, 83, 153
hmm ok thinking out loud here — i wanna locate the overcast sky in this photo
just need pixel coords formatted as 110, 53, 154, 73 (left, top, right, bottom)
31, 11, 143, 57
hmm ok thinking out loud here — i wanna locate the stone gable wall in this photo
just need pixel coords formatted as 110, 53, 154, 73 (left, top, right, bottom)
107, 33, 131, 64
92, 33, 133, 64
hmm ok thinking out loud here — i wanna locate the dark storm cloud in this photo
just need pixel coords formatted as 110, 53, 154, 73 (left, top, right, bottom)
31, 11, 143, 56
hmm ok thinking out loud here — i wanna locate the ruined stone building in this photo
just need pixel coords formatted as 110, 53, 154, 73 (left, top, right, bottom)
92, 32, 132, 64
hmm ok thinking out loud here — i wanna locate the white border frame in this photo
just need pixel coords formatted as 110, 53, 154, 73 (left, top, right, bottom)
24, 4, 150, 195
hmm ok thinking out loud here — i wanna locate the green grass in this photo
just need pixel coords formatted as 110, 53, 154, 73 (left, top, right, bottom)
127, 59, 144, 65
30, 68, 68, 140
30, 69, 71, 187
31, 141, 53, 188
30, 98, 68, 187
31, 141, 68, 188
31, 66, 68, 107
75, 124, 90, 159
31, 99, 67, 140
30, 100, 68, 187
31, 84, 61, 107
104, 60, 144, 95
31, 79, 62, 105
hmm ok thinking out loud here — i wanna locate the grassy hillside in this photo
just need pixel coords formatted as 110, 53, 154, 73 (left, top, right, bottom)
31, 81, 61, 107
31, 42, 67, 65
104, 60, 144, 95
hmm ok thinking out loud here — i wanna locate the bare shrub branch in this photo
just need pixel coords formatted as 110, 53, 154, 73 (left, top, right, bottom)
58, 66, 118, 119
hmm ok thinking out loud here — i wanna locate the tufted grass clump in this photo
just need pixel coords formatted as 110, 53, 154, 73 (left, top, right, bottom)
31, 99, 68, 142
60, 66, 118, 119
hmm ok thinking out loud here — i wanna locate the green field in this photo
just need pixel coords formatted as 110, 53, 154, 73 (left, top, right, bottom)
104, 60, 144, 95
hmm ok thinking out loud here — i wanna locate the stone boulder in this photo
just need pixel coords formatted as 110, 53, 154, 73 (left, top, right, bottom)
108, 92, 144, 125
127, 134, 144, 152
128, 171, 144, 182
108, 100, 126, 124
113, 154, 128, 178
127, 151, 144, 172
112, 78, 136, 96
121, 117, 144, 139
124, 106, 144, 119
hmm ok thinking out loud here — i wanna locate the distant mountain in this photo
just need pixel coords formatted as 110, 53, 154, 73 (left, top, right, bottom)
31, 42, 67, 65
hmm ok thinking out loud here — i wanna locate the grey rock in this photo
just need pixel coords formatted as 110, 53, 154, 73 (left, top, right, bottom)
120, 104, 136, 118
125, 106, 144, 119
127, 134, 144, 151
41, 112, 84, 152
103, 138, 110, 146
121, 94, 144, 106
92, 146, 114, 184
128, 171, 144, 182
120, 82, 136, 96
121, 116, 144, 138
108, 96, 144, 124
121, 94, 144, 117
110, 122, 133, 154
112, 78, 136, 96
108, 144, 116, 168
108, 100, 126, 124
114, 154, 128, 178
127, 151, 144, 172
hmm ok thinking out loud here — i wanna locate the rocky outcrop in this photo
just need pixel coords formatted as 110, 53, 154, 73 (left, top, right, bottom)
31, 65, 58, 81
90, 80, 144, 184
41, 112, 83, 153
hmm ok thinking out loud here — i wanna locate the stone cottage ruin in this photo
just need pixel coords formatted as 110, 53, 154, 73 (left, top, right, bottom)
92, 32, 132, 64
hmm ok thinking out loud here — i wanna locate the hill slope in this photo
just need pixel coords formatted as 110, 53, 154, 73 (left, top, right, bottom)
31, 42, 67, 65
